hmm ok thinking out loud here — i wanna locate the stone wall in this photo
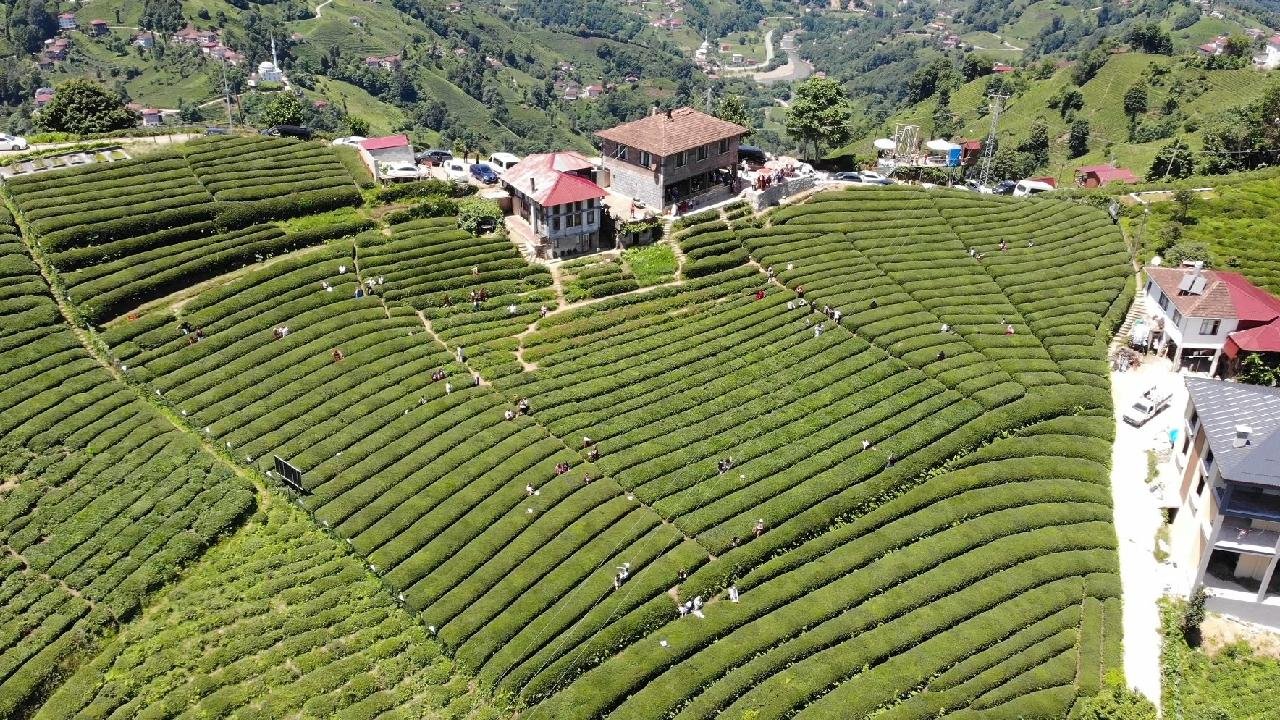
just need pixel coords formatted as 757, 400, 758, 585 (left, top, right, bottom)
747, 175, 815, 210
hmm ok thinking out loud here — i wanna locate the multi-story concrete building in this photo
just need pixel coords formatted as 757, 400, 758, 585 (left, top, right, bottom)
1142, 265, 1280, 375
596, 107, 747, 212
501, 152, 607, 259
1169, 378, 1280, 608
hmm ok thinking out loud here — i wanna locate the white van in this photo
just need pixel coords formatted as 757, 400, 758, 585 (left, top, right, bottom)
487, 152, 521, 174
1012, 179, 1055, 197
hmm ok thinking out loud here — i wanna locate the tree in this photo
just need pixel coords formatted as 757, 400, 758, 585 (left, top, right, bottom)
177, 99, 202, 124
931, 88, 959, 140
35, 80, 138, 135
990, 148, 1037, 181
1125, 22, 1173, 55
1182, 585, 1208, 646
140, 0, 184, 34
715, 95, 751, 133
1172, 187, 1195, 223
1238, 352, 1280, 387
1017, 119, 1050, 168
1068, 118, 1090, 158
7, 0, 57, 54
345, 116, 370, 136
1164, 241, 1211, 266
259, 92, 305, 127
1052, 87, 1084, 118
457, 197, 502, 235
1123, 83, 1148, 121
1222, 34, 1254, 58
784, 76, 853, 160
1147, 138, 1195, 180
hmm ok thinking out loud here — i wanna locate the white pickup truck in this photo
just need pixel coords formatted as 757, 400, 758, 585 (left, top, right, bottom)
1123, 387, 1173, 426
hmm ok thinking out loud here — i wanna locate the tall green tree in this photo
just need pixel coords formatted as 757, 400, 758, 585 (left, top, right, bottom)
35, 80, 138, 135
784, 76, 853, 160
1147, 138, 1196, 180
931, 88, 959, 139
7, 0, 57, 54
258, 92, 305, 127
140, 0, 184, 34
1017, 119, 1050, 168
715, 94, 751, 134
1123, 83, 1148, 120
1067, 119, 1090, 158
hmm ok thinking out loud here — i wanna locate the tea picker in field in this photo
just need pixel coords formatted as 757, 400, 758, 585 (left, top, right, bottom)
505, 409, 516, 421
517, 398, 530, 414
332, 348, 344, 362
588, 446, 600, 462
753, 518, 766, 538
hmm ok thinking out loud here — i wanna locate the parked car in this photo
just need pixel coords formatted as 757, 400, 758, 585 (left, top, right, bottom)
443, 159, 469, 182
470, 163, 500, 184
832, 171, 893, 185
487, 152, 521, 173
260, 125, 313, 140
380, 162, 423, 180
992, 180, 1018, 195
0, 134, 29, 151
203, 127, 229, 136
738, 145, 767, 165
1012, 179, 1054, 197
331, 136, 366, 148
1122, 387, 1173, 426
416, 148, 453, 166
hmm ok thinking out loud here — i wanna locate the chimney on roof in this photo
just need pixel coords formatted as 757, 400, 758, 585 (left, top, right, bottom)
530, 178, 536, 191
1234, 425, 1252, 448
666, 107, 673, 120
651, 105, 659, 116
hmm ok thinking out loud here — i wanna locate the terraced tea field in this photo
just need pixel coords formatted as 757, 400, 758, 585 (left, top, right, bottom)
0, 144, 1132, 720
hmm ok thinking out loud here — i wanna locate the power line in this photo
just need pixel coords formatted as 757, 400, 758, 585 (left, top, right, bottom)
978, 93, 1007, 187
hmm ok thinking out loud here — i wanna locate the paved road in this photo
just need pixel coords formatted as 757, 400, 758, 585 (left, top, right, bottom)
1110, 353, 1188, 706
754, 31, 813, 85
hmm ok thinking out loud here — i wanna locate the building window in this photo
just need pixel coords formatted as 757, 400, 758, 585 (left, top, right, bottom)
1181, 435, 1190, 454
719, 139, 729, 154
1146, 279, 1153, 294
587, 211, 596, 224
1158, 293, 1169, 311
1195, 474, 1206, 498
697, 145, 707, 161
552, 217, 560, 231
613, 144, 627, 160
640, 150, 651, 167
675, 151, 686, 168
1172, 309, 1183, 326
1200, 319, 1220, 335
566, 213, 578, 228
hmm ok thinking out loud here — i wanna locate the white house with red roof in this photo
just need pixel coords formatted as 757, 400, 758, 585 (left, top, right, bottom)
1076, 164, 1139, 188
1144, 265, 1280, 375
357, 135, 415, 180
1256, 34, 1280, 69
501, 152, 608, 258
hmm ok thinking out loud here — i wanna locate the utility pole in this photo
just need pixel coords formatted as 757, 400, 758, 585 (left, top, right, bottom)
978, 93, 1008, 187
705, 86, 713, 113
221, 62, 233, 131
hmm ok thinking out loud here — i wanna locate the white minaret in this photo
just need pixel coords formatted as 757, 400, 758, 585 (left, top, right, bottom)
271, 35, 279, 69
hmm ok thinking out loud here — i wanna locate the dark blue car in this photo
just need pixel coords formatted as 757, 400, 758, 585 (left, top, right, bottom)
470, 163, 499, 184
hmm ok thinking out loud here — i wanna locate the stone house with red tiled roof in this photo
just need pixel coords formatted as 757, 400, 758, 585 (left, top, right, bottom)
1144, 265, 1280, 374
501, 152, 607, 258
596, 106, 748, 211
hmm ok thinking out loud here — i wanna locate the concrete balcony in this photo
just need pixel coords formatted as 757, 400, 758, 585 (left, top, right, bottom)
1215, 517, 1280, 555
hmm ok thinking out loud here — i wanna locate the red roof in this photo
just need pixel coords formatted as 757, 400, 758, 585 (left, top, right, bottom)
1081, 166, 1138, 184
541, 173, 608, 206
1219, 271, 1280, 324
1228, 319, 1280, 354
359, 134, 409, 151
502, 152, 604, 207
